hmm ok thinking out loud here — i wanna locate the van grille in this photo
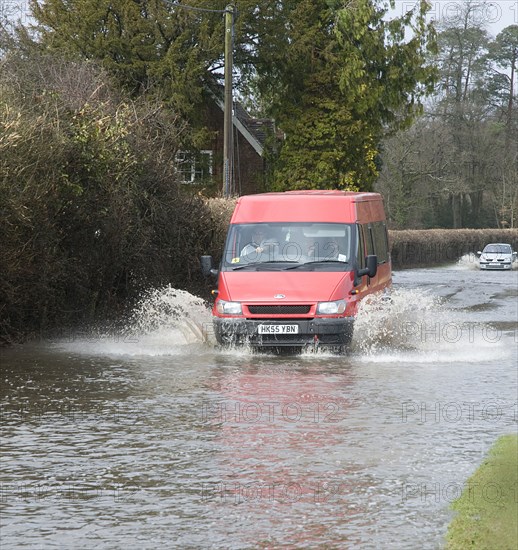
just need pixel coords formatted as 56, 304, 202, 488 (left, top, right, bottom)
247, 305, 311, 314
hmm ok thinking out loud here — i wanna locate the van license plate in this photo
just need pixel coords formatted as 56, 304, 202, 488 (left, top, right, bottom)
258, 324, 299, 334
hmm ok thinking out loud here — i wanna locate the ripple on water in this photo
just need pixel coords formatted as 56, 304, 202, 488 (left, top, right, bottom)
1, 270, 517, 549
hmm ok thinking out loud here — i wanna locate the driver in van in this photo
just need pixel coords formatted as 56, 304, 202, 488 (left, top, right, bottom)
240, 226, 271, 256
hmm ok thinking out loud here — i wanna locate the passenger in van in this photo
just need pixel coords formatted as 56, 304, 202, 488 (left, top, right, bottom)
308, 239, 346, 261
286, 229, 313, 258
240, 227, 272, 256
323, 240, 340, 259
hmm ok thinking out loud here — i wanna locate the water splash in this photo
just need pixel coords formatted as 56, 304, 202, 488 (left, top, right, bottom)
128, 286, 212, 342
55, 286, 214, 356
455, 252, 518, 271
351, 288, 510, 363
454, 253, 480, 271
53, 282, 513, 360
352, 289, 441, 355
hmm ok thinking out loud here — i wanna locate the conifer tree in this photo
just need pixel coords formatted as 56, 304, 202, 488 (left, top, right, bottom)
30, 0, 437, 190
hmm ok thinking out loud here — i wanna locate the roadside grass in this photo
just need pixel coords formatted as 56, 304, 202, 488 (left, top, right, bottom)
446, 434, 518, 550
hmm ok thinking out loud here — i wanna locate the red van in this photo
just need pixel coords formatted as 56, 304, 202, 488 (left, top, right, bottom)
201, 190, 391, 352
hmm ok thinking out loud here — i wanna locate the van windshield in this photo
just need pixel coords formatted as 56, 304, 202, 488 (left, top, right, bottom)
221, 223, 353, 271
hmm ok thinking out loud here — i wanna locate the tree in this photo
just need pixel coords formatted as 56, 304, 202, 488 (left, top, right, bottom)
245, 0, 436, 190
252, 0, 381, 189
434, 4, 490, 107
375, 120, 439, 228
485, 25, 518, 144
29, 0, 436, 192
376, 11, 517, 229
29, 0, 227, 143
423, 3, 493, 227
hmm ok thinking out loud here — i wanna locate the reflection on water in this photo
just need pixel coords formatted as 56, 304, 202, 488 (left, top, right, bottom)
1, 267, 517, 548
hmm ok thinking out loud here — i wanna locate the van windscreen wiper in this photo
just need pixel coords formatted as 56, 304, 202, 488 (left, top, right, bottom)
231, 261, 298, 271
284, 260, 346, 270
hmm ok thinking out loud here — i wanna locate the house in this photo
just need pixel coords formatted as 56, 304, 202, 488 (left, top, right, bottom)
177, 95, 275, 196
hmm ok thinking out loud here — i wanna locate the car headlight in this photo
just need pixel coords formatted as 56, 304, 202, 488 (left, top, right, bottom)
317, 300, 346, 315
216, 300, 242, 315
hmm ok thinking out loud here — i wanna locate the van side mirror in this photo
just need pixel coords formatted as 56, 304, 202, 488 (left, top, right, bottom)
476, 251, 482, 256
201, 255, 218, 278
357, 255, 378, 278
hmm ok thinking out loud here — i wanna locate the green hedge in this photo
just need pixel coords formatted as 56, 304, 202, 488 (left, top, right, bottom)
389, 229, 518, 268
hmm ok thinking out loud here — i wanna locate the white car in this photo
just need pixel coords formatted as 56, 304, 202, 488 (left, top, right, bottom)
477, 243, 517, 270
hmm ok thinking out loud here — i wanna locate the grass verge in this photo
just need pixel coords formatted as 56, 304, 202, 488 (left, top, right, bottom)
446, 434, 518, 549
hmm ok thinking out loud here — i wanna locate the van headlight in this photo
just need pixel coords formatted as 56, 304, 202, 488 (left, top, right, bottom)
317, 300, 346, 315
216, 300, 242, 315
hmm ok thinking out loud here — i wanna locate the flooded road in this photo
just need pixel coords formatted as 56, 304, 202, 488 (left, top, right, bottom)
1, 261, 517, 549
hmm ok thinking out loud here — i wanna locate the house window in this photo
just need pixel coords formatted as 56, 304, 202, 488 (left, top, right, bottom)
176, 150, 213, 183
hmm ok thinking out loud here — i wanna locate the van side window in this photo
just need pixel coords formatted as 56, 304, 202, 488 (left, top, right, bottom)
372, 222, 389, 264
382, 222, 390, 262
365, 224, 375, 256
356, 224, 365, 268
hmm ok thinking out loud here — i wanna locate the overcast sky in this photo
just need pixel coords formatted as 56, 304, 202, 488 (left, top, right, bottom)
1, 1, 517, 37
392, 1, 517, 37
1, 0, 28, 24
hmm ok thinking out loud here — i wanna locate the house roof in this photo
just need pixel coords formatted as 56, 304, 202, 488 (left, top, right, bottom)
211, 89, 274, 157
233, 103, 274, 149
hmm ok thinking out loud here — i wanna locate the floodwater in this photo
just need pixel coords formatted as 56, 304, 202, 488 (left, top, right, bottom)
1, 256, 517, 549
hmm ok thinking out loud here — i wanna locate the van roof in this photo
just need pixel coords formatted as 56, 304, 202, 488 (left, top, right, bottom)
231, 191, 384, 223
258, 190, 380, 199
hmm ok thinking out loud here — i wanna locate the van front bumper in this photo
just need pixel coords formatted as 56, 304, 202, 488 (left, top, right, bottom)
213, 317, 355, 348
